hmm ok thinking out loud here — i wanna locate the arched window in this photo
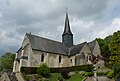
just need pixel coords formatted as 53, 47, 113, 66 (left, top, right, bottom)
41, 54, 44, 62
70, 59, 72, 63
59, 56, 61, 63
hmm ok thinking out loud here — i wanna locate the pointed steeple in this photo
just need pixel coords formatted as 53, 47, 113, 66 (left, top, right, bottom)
62, 10, 73, 47
63, 10, 73, 35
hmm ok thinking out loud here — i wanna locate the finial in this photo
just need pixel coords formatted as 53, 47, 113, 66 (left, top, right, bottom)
66, 7, 67, 12
66, 6, 68, 14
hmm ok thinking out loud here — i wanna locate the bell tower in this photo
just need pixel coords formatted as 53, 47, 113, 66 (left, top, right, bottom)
62, 11, 73, 47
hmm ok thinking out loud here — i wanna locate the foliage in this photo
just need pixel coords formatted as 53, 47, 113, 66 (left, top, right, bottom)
66, 73, 84, 81
84, 72, 93, 77
97, 72, 108, 76
50, 73, 84, 81
110, 31, 120, 64
116, 72, 120, 79
36, 63, 50, 78
61, 69, 70, 79
96, 35, 112, 61
23, 73, 29, 81
108, 31, 120, 78
109, 31, 120, 65
0, 52, 15, 70
58, 76, 64, 81
23, 73, 84, 81
21, 65, 92, 74
70, 65, 92, 72
110, 31, 120, 55
50, 65, 92, 73
49, 73, 61, 81
21, 67, 38, 74
107, 70, 114, 79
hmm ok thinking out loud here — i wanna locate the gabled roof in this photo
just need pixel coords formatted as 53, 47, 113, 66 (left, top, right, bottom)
20, 33, 95, 56
88, 40, 96, 52
26, 33, 68, 55
70, 42, 87, 56
25, 33, 87, 56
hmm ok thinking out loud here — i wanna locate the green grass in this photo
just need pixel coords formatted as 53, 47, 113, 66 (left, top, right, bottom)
49, 73, 84, 81
49, 73, 61, 81
23, 73, 84, 81
65, 73, 84, 81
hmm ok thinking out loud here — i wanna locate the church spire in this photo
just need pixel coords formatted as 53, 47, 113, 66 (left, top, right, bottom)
62, 9, 73, 47
63, 9, 72, 35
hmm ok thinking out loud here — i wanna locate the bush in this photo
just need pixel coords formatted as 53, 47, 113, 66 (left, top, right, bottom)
36, 63, 50, 78
21, 67, 37, 74
107, 70, 114, 79
116, 72, 120, 79
61, 69, 70, 79
50, 65, 92, 73
84, 72, 93, 77
97, 72, 108, 76
21, 65, 92, 74
71, 65, 92, 72
58, 76, 64, 81
23, 73, 29, 81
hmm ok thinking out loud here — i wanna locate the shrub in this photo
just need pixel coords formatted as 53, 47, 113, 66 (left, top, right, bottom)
23, 73, 29, 81
58, 76, 64, 81
61, 69, 70, 79
21, 67, 37, 74
70, 65, 92, 72
36, 63, 50, 78
116, 72, 120, 79
97, 71, 108, 76
107, 70, 114, 79
84, 72, 93, 77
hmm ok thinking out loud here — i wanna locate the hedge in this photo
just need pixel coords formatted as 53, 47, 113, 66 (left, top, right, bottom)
21, 65, 92, 74
107, 70, 114, 79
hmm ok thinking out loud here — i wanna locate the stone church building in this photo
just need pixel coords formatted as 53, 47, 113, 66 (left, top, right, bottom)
13, 12, 102, 72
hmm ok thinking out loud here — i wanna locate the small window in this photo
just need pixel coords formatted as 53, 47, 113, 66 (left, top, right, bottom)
41, 54, 44, 62
59, 56, 61, 63
70, 59, 72, 63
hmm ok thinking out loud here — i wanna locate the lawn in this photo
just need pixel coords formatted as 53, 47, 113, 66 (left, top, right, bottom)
65, 73, 84, 81
23, 73, 84, 81
49, 73, 84, 81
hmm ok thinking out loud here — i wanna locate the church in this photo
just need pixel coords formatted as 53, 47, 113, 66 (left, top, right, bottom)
13, 12, 102, 72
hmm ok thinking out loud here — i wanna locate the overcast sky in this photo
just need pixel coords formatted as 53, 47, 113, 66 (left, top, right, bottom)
0, 0, 120, 55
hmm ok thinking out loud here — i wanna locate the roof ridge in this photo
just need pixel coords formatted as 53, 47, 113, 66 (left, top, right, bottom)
28, 33, 65, 45
71, 41, 87, 48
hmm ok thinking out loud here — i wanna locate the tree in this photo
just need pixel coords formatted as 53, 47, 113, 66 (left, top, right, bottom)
0, 52, 15, 70
110, 31, 120, 56
109, 31, 120, 64
36, 63, 50, 78
96, 35, 112, 61
109, 31, 120, 78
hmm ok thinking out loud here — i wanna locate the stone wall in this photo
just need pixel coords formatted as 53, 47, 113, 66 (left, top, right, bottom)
30, 50, 70, 67
92, 41, 101, 57
13, 34, 30, 72
75, 43, 92, 66
69, 56, 75, 66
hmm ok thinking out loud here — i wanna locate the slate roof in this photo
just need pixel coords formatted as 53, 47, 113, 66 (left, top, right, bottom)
62, 12, 73, 35
88, 40, 96, 52
70, 42, 87, 56
25, 33, 87, 56
27, 33, 69, 55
